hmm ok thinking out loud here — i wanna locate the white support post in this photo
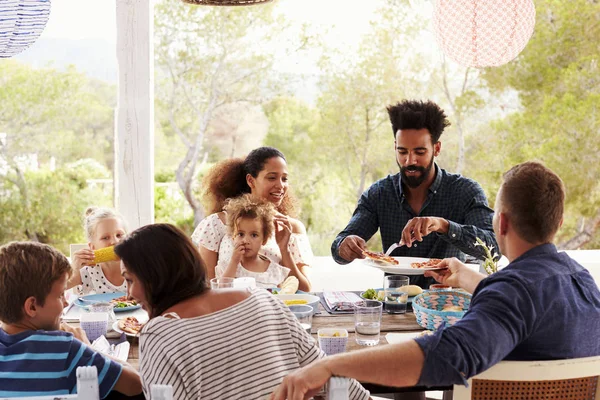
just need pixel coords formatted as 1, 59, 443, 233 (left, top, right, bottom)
115, 0, 154, 230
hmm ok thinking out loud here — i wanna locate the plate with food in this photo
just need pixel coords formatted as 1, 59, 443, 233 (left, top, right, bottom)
362, 255, 453, 275
112, 316, 144, 337
74, 292, 141, 312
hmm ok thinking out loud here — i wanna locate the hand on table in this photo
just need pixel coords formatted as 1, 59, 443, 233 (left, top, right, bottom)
338, 235, 366, 262
400, 217, 449, 247
270, 361, 332, 400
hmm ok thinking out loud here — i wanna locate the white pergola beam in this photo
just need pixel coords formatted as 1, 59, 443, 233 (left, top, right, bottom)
115, 0, 154, 230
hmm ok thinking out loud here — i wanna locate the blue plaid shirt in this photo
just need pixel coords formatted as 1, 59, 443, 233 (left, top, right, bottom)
331, 164, 497, 269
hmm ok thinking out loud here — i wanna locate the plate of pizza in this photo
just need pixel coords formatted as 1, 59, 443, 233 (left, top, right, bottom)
364, 256, 479, 275
363, 256, 448, 275
113, 317, 143, 337
362, 250, 399, 265
74, 292, 141, 312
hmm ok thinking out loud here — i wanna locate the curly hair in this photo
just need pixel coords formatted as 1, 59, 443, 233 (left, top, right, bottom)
224, 194, 275, 245
387, 100, 451, 143
201, 147, 296, 217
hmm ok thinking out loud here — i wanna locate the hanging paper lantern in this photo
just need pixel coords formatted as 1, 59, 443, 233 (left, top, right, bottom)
433, 0, 536, 68
0, 0, 51, 58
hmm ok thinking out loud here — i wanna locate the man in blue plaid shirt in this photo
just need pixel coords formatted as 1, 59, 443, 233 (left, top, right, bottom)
331, 99, 497, 288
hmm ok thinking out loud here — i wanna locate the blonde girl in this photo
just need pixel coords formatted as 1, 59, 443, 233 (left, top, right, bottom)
67, 207, 128, 294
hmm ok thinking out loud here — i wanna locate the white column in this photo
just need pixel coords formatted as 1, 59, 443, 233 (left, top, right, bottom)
115, 0, 154, 230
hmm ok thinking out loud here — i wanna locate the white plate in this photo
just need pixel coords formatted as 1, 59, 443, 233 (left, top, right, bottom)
112, 320, 140, 337
363, 256, 478, 275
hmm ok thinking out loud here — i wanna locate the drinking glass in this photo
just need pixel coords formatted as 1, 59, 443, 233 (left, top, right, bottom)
210, 277, 235, 289
354, 300, 382, 346
384, 275, 409, 314
289, 304, 313, 334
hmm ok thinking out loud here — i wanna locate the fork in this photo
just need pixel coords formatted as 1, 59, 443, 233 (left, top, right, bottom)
384, 241, 405, 256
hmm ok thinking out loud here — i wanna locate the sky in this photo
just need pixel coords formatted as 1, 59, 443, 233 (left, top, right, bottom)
42, 0, 382, 45
28, 0, 390, 101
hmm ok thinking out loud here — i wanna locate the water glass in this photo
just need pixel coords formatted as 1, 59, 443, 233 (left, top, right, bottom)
289, 304, 313, 334
354, 300, 382, 346
210, 277, 235, 289
384, 275, 410, 314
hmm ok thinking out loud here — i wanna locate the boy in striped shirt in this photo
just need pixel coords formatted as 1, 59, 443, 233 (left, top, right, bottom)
0, 241, 142, 398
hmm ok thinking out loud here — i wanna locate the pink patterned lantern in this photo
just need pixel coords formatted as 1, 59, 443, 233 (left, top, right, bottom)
433, 0, 536, 68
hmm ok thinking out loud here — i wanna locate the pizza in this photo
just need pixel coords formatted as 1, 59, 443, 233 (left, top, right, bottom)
118, 317, 143, 335
410, 259, 443, 269
362, 250, 399, 265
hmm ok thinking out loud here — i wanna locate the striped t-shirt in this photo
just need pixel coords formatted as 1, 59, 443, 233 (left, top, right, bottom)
139, 289, 369, 400
0, 329, 122, 398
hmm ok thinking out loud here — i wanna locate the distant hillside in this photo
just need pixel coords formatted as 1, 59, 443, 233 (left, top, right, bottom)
15, 37, 117, 84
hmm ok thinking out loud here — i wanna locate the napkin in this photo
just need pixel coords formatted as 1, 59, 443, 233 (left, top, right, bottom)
322, 291, 363, 312
91, 336, 130, 362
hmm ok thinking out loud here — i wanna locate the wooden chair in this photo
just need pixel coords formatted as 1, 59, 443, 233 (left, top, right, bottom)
453, 356, 600, 400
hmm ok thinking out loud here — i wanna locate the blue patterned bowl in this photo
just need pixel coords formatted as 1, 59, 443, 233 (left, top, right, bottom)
412, 290, 472, 330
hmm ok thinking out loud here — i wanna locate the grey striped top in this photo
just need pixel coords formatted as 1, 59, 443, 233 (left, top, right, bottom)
139, 288, 370, 400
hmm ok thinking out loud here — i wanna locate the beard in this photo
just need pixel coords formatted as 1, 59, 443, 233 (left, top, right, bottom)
398, 156, 435, 188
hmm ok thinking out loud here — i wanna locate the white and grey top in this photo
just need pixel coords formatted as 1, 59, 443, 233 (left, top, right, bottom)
138, 289, 370, 400
77, 265, 127, 295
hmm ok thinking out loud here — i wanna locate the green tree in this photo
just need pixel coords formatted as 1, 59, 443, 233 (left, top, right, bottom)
0, 160, 111, 253
472, 0, 600, 249
154, 0, 304, 225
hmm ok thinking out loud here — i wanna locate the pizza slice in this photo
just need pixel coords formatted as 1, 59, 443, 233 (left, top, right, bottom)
410, 258, 443, 269
362, 250, 399, 265
118, 316, 143, 335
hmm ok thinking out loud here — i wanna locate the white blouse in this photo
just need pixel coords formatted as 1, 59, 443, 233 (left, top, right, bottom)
191, 213, 314, 273
77, 265, 127, 295
215, 256, 291, 288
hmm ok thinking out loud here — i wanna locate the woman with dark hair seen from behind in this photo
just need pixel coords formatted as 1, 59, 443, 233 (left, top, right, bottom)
115, 223, 369, 400
191, 146, 313, 291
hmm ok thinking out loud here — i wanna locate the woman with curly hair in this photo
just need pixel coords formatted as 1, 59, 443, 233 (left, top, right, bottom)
191, 147, 313, 291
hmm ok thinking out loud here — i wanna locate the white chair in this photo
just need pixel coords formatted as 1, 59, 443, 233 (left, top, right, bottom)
0, 366, 99, 400
453, 356, 600, 400
150, 384, 173, 400
327, 377, 350, 400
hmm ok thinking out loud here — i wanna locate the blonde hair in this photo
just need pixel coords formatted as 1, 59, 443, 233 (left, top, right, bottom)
83, 207, 128, 241
224, 195, 275, 245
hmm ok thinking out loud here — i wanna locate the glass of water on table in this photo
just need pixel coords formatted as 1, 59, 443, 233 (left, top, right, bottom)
354, 300, 383, 346
289, 305, 313, 334
384, 275, 409, 314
